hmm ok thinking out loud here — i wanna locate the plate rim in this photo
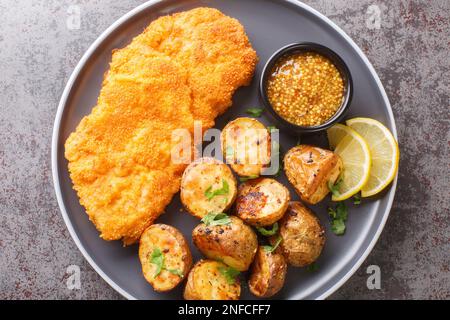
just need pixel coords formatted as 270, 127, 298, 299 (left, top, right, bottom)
51, 0, 398, 300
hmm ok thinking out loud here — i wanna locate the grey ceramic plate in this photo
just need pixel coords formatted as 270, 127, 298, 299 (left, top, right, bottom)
52, 0, 398, 300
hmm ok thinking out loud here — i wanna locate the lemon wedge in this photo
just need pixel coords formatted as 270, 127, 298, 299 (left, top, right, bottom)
346, 118, 399, 197
327, 124, 372, 201
327, 123, 350, 150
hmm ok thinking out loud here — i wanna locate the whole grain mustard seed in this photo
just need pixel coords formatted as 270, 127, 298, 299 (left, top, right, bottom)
267, 52, 344, 127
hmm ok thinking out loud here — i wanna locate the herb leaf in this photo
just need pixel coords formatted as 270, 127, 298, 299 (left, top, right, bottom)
149, 248, 184, 278
256, 223, 279, 236
306, 263, 319, 272
328, 202, 348, 235
263, 236, 282, 253
239, 175, 259, 182
218, 266, 240, 284
166, 268, 184, 278
328, 177, 343, 197
246, 108, 264, 117
205, 179, 229, 200
150, 248, 164, 277
353, 193, 361, 205
201, 212, 231, 227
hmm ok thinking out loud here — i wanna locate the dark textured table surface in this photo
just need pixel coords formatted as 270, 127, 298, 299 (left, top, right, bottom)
0, 0, 449, 299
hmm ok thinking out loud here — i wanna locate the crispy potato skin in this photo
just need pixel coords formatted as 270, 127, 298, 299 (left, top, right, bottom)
271, 202, 325, 267
221, 117, 271, 177
248, 246, 287, 298
139, 224, 192, 292
181, 157, 237, 219
192, 216, 258, 271
284, 145, 342, 205
184, 260, 241, 300
236, 178, 290, 226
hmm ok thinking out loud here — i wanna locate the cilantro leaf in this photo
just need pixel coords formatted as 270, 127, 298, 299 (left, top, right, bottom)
205, 179, 229, 200
150, 248, 164, 277
335, 202, 348, 221
166, 268, 184, 278
331, 218, 346, 235
328, 177, 343, 197
218, 266, 240, 284
150, 248, 184, 278
201, 212, 231, 227
239, 175, 259, 182
246, 108, 264, 117
256, 223, 279, 236
263, 236, 282, 253
353, 193, 361, 205
328, 202, 348, 236
306, 263, 319, 272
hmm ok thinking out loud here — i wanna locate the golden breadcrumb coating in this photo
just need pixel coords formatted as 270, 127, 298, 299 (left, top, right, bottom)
64, 8, 258, 244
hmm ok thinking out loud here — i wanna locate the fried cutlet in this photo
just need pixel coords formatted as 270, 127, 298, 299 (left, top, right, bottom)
64, 8, 258, 244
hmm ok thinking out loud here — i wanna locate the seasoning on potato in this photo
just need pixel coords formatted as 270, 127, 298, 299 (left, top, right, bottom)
284, 145, 342, 204
271, 202, 325, 267
139, 224, 192, 292
221, 117, 271, 177
184, 260, 241, 300
192, 216, 258, 271
236, 178, 290, 227
248, 246, 287, 298
181, 157, 237, 219
266, 51, 344, 127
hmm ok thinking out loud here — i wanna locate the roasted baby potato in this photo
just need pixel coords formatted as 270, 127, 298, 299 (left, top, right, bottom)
184, 260, 241, 300
139, 224, 192, 292
235, 178, 290, 227
271, 201, 325, 267
248, 246, 287, 298
221, 117, 271, 177
284, 145, 342, 204
181, 157, 237, 219
192, 216, 258, 271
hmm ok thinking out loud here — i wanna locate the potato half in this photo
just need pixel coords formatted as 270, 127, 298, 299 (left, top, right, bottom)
181, 157, 237, 219
221, 117, 271, 177
139, 224, 192, 292
284, 145, 342, 204
248, 246, 287, 298
184, 260, 241, 300
271, 201, 325, 267
235, 178, 290, 227
192, 216, 258, 271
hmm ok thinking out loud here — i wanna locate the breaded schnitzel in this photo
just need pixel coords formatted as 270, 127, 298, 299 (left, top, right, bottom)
64, 8, 258, 245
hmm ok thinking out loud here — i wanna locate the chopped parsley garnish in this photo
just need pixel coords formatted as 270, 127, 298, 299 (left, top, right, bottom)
328, 202, 348, 235
246, 107, 264, 117
263, 236, 282, 253
306, 263, 319, 272
239, 175, 259, 182
353, 193, 361, 205
256, 223, 279, 236
328, 177, 343, 197
149, 248, 183, 278
218, 266, 240, 284
201, 212, 231, 227
150, 248, 164, 277
205, 179, 229, 200
166, 268, 184, 277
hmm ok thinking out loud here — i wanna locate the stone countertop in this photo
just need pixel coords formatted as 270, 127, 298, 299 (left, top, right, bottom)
0, 0, 448, 299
